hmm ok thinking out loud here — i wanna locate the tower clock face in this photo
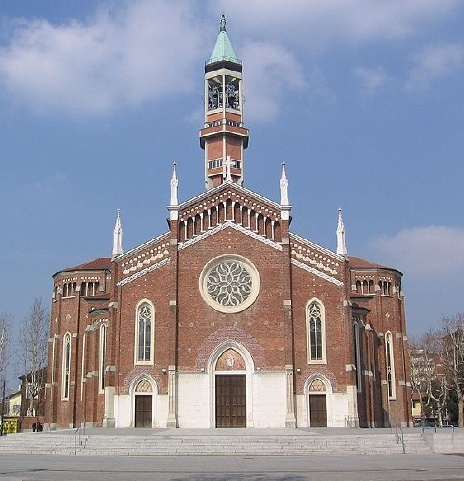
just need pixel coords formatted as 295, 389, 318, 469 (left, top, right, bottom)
200, 255, 260, 313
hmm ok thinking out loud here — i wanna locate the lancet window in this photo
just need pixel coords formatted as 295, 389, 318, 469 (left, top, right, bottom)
135, 301, 154, 364
353, 321, 362, 391
307, 300, 326, 363
385, 331, 396, 399
62, 333, 71, 400
99, 324, 107, 392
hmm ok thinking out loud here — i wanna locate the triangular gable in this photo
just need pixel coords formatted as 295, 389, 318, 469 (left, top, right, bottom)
176, 182, 285, 248
178, 181, 281, 216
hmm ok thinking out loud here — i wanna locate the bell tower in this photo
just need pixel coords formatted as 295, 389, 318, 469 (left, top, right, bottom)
200, 15, 249, 189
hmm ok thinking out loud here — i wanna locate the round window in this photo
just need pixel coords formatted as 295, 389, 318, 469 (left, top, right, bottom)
199, 255, 260, 313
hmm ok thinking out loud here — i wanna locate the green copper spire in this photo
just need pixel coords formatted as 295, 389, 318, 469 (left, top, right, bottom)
206, 14, 241, 66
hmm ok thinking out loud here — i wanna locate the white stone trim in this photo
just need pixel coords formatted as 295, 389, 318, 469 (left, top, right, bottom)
306, 298, 327, 365
179, 220, 282, 251
118, 232, 170, 260
134, 299, 155, 365
290, 232, 344, 262
118, 258, 170, 286
291, 258, 343, 287
178, 182, 281, 212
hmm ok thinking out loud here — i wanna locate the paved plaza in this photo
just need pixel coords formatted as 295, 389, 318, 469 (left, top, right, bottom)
1, 452, 464, 481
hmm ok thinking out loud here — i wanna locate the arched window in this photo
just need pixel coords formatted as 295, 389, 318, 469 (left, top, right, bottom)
385, 331, 396, 399
135, 301, 154, 364
353, 322, 362, 392
62, 333, 71, 400
307, 300, 326, 363
99, 324, 107, 393
368, 280, 374, 294
379, 280, 392, 296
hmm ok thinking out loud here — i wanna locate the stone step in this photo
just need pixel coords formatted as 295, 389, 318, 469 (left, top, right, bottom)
0, 431, 431, 456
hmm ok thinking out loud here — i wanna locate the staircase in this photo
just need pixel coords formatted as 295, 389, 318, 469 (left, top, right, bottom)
0, 429, 432, 456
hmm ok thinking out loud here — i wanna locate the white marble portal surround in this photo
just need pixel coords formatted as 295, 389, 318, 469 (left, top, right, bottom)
113, 372, 356, 428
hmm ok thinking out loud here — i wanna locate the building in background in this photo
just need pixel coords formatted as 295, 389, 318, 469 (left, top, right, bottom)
45, 16, 411, 429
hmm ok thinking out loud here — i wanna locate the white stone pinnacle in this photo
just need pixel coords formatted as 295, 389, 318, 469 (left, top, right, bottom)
336, 207, 348, 256
170, 162, 179, 206
112, 209, 123, 258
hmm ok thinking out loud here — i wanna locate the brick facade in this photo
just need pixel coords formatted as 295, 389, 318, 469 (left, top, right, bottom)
44, 17, 411, 430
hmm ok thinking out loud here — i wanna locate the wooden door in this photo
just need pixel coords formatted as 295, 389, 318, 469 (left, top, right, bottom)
309, 395, 327, 427
215, 375, 246, 427
135, 395, 152, 427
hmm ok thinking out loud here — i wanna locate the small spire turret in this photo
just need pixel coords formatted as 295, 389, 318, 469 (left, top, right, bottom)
170, 162, 178, 206
279, 162, 291, 222
280, 162, 289, 206
168, 162, 179, 221
112, 209, 123, 259
336, 208, 348, 256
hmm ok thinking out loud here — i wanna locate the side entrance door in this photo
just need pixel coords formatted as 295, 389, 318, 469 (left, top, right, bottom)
215, 374, 246, 427
309, 394, 327, 427
135, 395, 152, 427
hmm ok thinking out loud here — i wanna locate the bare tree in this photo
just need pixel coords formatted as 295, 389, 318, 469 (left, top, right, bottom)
440, 313, 464, 427
0, 312, 12, 380
409, 336, 430, 421
424, 330, 449, 426
409, 329, 448, 425
18, 299, 49, 419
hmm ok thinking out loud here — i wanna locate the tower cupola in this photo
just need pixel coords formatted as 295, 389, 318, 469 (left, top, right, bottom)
200, 15, 249, 189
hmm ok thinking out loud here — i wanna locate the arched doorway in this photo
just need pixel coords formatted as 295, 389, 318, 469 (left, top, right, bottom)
214, 348, 246, 427
308, 378, 327, 427
134, 379, 153, 428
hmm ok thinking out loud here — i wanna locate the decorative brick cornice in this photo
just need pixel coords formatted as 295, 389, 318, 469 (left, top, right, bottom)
291, 258, 343, 287
118, 232, 170, 261
120, 235, 170, 277
179, 220, 282, 251
118, 258, 170, 286
289, 232, 343, 277
179, 182, 280, 213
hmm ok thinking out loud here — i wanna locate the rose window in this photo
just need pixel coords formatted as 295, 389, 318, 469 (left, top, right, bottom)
206, 261, 252, 306
200, 255, 260, 313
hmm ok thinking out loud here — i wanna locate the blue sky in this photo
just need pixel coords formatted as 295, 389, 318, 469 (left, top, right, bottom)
0, 0, 463, 340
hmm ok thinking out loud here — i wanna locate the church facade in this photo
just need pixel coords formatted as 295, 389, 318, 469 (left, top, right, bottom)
45, 17, 411, 429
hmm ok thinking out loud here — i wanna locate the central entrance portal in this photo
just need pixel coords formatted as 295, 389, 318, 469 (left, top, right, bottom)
215, 374, 246, 427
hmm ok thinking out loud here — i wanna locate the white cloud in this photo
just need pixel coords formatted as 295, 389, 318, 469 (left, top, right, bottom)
1, 1, 462, 118
213, 0, 461, 49
0, 0, 206, 116
369, 226, 464, 277
405, 43, 464, 90
241, 41, 305, 121
353, 67, 387, 95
